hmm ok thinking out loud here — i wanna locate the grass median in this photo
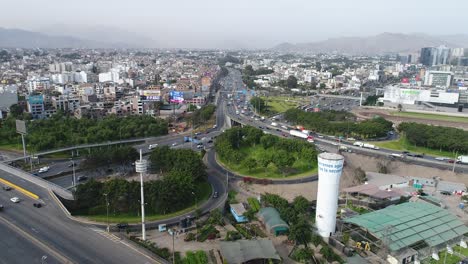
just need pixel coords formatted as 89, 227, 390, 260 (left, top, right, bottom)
373, 136, 457, 158
77, 181, 212, 224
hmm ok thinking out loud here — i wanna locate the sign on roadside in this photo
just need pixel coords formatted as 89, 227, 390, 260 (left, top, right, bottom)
15, 120, 27, 134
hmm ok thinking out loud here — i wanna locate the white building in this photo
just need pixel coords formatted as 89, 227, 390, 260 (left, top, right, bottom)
382, 85, 460, 106
424, 71, 453, 88
99, 71, 120, 83
27, 77, 50, 93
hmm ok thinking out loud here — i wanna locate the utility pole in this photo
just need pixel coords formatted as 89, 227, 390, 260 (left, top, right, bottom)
135, 149, 147, 240
172, 229, 175, 264
104, 193, 109, 232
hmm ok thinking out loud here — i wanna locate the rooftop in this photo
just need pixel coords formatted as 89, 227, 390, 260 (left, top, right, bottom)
220, 240, 280, 264
344, 202, 468, 252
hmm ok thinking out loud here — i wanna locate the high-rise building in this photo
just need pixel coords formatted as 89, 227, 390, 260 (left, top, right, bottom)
420, 46, 450, 67
315, 153, 344, 238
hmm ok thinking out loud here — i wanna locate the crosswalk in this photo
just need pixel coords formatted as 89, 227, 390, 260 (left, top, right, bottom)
90, 228, 122, 243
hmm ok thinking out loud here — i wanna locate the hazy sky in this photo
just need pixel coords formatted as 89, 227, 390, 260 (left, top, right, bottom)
1, 0, 467, 48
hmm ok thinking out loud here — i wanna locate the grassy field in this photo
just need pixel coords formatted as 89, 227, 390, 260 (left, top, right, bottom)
391, 111, 468, 123
218, 145, 318, 179
260, 96, 301, 114
373, 136, 458, 158
80, 181, 212, 223
0, 142, 23, 152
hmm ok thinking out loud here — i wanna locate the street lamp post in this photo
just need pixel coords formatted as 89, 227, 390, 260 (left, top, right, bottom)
104, 193, 109, 232
135, 149, 147, 240
70, 159, 76, 188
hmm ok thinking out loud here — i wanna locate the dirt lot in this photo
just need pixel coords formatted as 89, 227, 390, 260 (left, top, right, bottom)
353, 108, 468, 130
235, 152, 468, 202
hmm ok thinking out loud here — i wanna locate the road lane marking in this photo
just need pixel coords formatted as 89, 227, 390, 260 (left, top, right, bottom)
0, 177, 39, 200
0, 215, 73, 263
90, 228, 121, 242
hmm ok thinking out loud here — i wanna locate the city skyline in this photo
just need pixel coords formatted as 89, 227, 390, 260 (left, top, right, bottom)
1, 0, 468, 49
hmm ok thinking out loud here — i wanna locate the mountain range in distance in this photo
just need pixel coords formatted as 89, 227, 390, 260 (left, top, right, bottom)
272, 32, 468, 55
0, 26, 155, 49
1, 27, 468, 54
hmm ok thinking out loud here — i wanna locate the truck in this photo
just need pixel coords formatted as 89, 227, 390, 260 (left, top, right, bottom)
301, 130, 310, 135
457, 155, 468, 164
183, 136, 200, 144
363, 143, 380, 150
289, 130, 314, 142
353, 141, 364, 147
271, 122, 278, 127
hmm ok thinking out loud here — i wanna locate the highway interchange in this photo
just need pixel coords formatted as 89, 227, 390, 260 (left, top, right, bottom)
1, 68, 468, 263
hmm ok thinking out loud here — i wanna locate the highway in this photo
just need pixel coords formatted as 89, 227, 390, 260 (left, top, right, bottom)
0, 171, 157, 263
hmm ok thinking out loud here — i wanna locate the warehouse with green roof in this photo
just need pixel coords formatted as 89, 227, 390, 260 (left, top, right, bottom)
343, 202, 468, 264
258, 207, 289, 236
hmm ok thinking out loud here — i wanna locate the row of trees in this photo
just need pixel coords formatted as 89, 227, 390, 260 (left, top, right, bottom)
215, 126, 317, 176
190, 105, 216, 127
284, 109, 393, 138
249, 97, 266, 113
74, 147, 207, 216
398, 122, 468, 154
0, 113, 168, 151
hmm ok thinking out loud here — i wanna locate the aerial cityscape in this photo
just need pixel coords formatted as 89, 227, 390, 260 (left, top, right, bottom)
1, 1, 468, 264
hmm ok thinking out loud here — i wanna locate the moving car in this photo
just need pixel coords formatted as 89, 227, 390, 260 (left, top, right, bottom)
77, 176, 88, 182
212, 191, 219, 198
10, 197, 20, 203
38, 166, 50, 173
0, 204, 3, 211
148, 144, 158, 150
3, 186, 12, 191
171, 142, 177, 147
116, 223, 129, 229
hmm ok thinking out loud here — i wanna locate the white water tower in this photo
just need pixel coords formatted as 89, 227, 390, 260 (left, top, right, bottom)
315, 152, 344, 238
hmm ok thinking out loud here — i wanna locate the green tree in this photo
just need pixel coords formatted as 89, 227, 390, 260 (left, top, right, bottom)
9, 104, 24, 118
272, 150, 295, 175
288, 216, 313, 247
292, 196, 309, 215
319, 83, 326, 89
250, 97, 266, 113
287, 75, 298, 88
242, 158, 258, 173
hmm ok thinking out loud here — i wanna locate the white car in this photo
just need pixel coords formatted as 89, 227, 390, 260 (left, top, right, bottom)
148, 144, 158, 150
171, 142, 177, 146
435, 157, 449, 161
10, 197, 20, 203
38, 166, 50, 173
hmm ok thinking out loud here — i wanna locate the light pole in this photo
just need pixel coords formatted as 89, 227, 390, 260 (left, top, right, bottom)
453, 150, 458, 173
135, 149, 147, 240
171, 228, 175, 264
70, 159, 76, 188
104, 193, 109, 232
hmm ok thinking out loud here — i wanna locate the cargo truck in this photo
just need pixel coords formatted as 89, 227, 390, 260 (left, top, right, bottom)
457, 155, 468, 164
289, 130, 314, 142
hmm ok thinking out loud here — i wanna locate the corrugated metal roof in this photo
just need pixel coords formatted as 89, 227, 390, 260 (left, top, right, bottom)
344, 202, 468, 252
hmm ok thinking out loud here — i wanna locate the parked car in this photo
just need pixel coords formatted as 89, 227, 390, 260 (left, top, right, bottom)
10, 197, 20, 203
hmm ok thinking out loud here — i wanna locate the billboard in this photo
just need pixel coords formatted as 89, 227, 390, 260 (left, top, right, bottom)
28, 95, 44, 104
169, 91, 184, 103
140, 90, 161, 101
